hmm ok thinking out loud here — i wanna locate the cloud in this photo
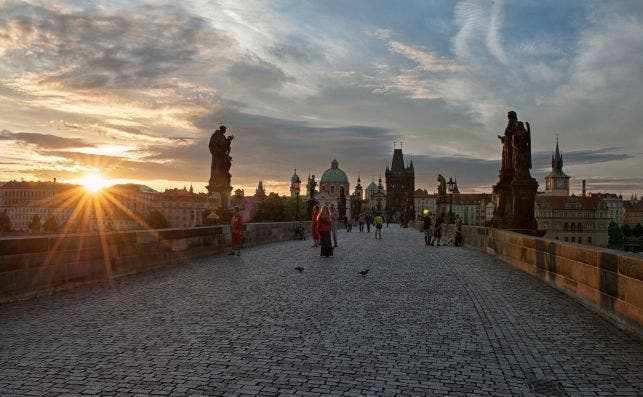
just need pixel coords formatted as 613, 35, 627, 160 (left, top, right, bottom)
0, 129, 94, 149
388, 41, 461, 73
228, 55, 290, 90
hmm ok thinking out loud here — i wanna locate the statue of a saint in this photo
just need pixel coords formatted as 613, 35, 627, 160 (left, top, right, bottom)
512, 121, 532, 177
498, 111, 518, 171
208, 125, 234, 188
307, 175, 317, 200
437, 174, 447, 198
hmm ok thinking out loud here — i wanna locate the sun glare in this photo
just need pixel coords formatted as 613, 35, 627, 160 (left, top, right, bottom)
80, 172, 110, 193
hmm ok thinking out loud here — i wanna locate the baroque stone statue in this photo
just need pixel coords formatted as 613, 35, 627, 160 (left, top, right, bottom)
512, 120, 532, 177
498, 111, 517, 172
208, 125, 233, 190
437, 174, 447, 198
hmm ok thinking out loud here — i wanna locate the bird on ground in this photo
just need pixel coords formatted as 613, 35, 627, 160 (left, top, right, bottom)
295, 267, 304, 272
358, 269, 369, 276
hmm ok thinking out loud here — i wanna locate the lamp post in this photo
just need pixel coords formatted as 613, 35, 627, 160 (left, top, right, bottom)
447, 177, 455, 224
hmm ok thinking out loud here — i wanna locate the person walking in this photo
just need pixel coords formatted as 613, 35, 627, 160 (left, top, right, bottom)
423, 212, 433, 246
229, 206, 243, 256
330, 203, 339, 247
373, 212, 384, 239
317, 205, 333, 257
311, 204, 320, 247
365, 211, 372, 233
346, 216, 353, 232
454, 214, 463, 246
433, 213, 444, 246
358, 211, 365, 232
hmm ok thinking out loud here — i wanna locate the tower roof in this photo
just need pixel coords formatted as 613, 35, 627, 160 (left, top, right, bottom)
391, 148, 405, 172
546, 137, 569, 179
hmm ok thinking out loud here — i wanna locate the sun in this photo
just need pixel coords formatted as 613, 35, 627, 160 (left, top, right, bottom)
79, 172, 110, 193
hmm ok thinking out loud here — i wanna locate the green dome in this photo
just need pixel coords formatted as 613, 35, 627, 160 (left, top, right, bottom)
321, 159, 348, 183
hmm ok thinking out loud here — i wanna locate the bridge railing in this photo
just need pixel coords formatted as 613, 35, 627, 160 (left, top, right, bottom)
411, 221, 643, 338
0, 221, 311, 303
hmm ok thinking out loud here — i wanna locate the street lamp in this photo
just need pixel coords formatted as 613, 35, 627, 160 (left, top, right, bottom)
447, 177, 455, 224
293, 170, 301, 221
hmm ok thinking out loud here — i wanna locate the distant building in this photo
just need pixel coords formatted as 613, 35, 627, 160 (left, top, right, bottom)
152, 187, 208, 229
385, 146, 415, 220
0, 180, 82, 231
255, 181, 267, 200
98, 184, 159, 231
450, 193, 493, 226
588, 192, 623, 225
413, 189, 436, 219
535, 195, 610, 246
624, 196, 642, 227
363, 177, 386, 213
535, 141, 610, 246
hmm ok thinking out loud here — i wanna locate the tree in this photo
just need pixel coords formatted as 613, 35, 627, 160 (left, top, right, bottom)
633, 223, 643, 238
28, 214, 42, 233
42, 213, 59, 233
0, 211, 10, 232
253, 193, 288, 222
621, 223, 633, 238
608, 221, 624, 247
145, 210, 169, 229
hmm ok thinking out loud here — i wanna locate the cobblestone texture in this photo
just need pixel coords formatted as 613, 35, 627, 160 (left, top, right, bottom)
1, 226, 642, 396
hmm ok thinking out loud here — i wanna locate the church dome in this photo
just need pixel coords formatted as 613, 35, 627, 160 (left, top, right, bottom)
320, 159, 348, 183
366, 181, 378, 191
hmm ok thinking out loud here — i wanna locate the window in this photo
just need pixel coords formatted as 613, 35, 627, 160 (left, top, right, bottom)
588, 237, 592, 244
578, 223, 583, 232
571, 223, 576, 232
578, 236, 582, 244
571, 237, 575, 243
564, 222, 568, 232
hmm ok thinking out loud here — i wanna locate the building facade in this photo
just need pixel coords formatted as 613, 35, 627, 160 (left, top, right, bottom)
153, 187, 208, 229
535, 141, 610, 246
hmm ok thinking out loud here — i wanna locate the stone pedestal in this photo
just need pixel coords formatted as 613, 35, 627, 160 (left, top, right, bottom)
511, 176, 538, 231
491, 170, 515, 229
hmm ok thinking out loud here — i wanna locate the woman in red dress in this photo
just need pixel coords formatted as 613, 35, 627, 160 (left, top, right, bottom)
230, 206, 243, 256
317, 205, 333, 257
311, 204, 320, 247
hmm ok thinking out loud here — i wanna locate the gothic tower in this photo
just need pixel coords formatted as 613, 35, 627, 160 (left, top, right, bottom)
544, 138, 570, 196
385, 144, 415, 220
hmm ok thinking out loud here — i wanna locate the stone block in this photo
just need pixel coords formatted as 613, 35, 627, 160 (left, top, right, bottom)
618, 276, 643, 309
0, 237, 49, 255
600, 269, 619, 298
559, 245, 598, 267
612, 299, 643, 329
618, 255, 643, 281
598, 252, 619, 273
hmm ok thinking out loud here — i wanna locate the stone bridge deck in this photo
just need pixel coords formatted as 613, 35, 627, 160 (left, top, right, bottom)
1, 227, 642, 396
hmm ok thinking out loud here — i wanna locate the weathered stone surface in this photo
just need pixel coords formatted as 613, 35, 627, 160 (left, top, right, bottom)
1, 227, 642, 396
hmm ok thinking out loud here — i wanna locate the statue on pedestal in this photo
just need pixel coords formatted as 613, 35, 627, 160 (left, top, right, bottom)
492, 111, 538, 231
206, 125, 234, 223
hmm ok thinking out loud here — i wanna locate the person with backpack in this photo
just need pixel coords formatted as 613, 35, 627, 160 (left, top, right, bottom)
373, 212, 384, 239
229, 206, 243, 256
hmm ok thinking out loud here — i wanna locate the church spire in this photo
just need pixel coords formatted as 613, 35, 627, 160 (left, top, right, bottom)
552, 135, 563, 171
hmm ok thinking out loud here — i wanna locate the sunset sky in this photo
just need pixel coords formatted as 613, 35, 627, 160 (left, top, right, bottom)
1, 0, 642, 196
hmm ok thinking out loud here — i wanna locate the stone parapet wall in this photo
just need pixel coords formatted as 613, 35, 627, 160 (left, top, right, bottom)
409, 220, 642, 337
0, 221, 310, 303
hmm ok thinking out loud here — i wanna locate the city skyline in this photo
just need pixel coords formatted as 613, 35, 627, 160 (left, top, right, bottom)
1, 1, 642, 196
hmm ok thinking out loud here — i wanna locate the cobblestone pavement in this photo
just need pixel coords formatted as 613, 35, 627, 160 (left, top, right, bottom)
1, 226, 642, 396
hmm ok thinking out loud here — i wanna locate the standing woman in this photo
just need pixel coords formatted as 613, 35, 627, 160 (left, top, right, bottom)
230, 206, 243, 256
311, 204, 320, 247
317, 205, 333, 257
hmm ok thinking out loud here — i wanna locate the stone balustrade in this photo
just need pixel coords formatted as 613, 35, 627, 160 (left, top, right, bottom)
0, 221, 310, 303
